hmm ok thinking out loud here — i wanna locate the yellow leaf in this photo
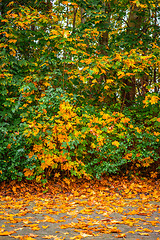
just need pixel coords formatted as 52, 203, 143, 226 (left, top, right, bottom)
112, 141, 120, 148
31, 226, 40, 231
70, 236, 82, 240
92, 66, 99, 74
150, 95, 159, 105
106, 79, 114, 84
7, 1, 14, 7
104, 85, 109, 90
92, 79, 97, 83
42, 226, 49, 229
117, 71, 125, 79
139, 233, 149, 236
24, 237, 36, 240
143, 228, 153, 232
0, 231, 16, 236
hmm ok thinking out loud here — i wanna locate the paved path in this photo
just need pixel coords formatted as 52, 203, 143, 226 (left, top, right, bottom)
0, 179, 160, 239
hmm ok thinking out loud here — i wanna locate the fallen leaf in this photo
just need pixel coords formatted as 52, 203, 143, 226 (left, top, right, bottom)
115, 233, 126, 238
70, 236, 82, 240
101, 218, 111, 222
67, 210, 78, 216
80, 232, 93, 237
143, 228, 153, 232
29, 234, 39, 237
139, 232, 149, 236
42, 225, 49, 229
42, 235, 58, 239
0, 230, 16, 236
24, 237, 36, 240
31, 226, 40, 231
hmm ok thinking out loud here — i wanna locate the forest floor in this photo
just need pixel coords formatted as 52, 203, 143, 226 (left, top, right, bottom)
0, 177, 160, 240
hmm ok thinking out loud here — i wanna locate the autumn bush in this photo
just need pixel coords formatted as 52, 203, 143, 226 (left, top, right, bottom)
1, 85, 160, 182
8, 87, 158, 182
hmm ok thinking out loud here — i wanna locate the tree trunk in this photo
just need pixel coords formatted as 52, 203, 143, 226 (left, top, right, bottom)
73, 6, 77, 32
99, 2, 110, 55
80, 8, 85, 24
121, 3, 143, 106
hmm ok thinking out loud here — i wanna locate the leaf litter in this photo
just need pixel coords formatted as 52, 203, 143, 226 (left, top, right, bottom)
0, 176, 160, 239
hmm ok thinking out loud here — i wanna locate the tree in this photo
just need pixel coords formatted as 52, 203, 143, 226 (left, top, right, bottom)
0, 0, 159, 182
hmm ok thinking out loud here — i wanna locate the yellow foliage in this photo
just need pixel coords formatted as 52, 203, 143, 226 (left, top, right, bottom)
120, 117, 130, 124
112, 141, 120, 148
135, 127, 141, 133
150, 95, 159, 105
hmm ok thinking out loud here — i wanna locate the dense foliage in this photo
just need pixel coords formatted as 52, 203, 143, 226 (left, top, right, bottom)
0, 0, 160, 183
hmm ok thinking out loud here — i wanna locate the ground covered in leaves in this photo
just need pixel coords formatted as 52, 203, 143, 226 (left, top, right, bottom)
0, 177, 160, 240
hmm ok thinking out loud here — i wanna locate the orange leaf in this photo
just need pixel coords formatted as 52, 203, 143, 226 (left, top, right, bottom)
7, 144, 11, 149
115, 233, 126, 238
24, 237, 36, 240
12, 186, 16, 193
0, 230, 16, 236
31, 226, 40, 231
42, 236, 63, 239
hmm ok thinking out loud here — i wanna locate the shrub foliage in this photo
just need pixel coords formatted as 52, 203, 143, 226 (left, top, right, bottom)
0, 1, 160, 182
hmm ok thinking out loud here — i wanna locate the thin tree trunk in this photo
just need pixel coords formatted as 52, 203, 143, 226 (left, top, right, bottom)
121, 3, 143, 106
73, 6, 77, 31
80, 8, 85, 24
99, 2, 110, 55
